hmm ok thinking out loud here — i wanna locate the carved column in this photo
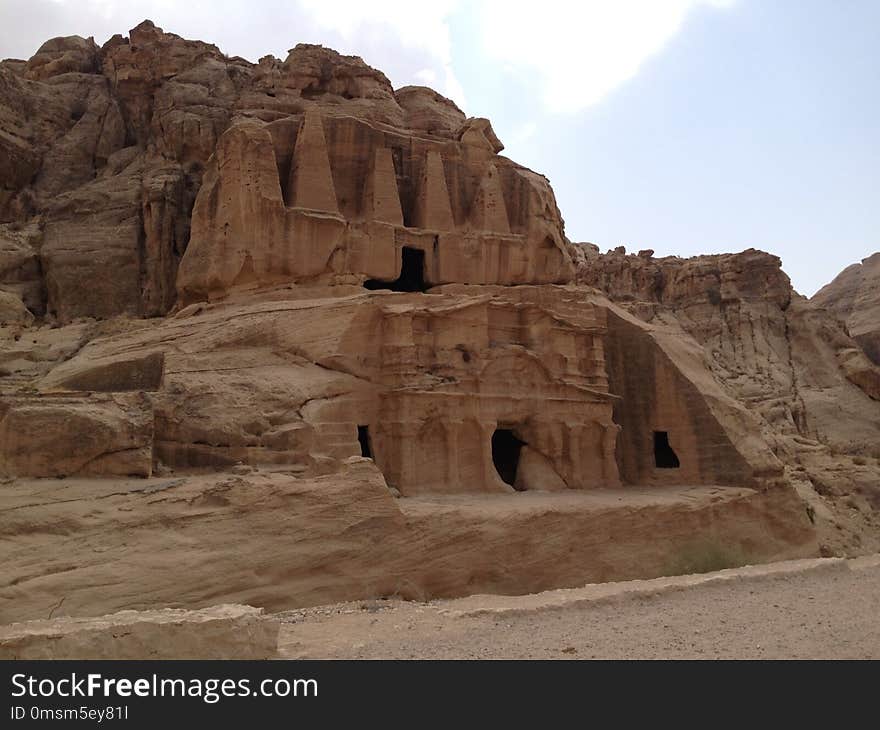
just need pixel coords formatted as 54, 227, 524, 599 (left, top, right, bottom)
478, 420, 499, 490
568, 422, 586, 490
395, 421, 422, 493
445, 420, 463, 490
602, 422, 622, 487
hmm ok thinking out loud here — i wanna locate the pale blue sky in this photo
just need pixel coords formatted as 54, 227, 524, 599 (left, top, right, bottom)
1, 0, 877, 295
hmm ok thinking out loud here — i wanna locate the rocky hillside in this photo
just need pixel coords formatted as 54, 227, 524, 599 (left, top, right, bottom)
573, 244, 880, 556
812, 252, 880, 366
0, 21, 878, 622
3, 19, 551, 324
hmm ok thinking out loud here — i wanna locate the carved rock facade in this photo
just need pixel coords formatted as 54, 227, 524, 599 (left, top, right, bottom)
6, 21, 879, 621
574, 244, 880, 556
176, 110, 572, 303
0, 20, 761, 498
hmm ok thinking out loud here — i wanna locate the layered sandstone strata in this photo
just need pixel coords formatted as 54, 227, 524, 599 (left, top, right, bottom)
0, 21, 569, 324
1, 283, 789, 496
573, 245, 880, 555
0, 21, 877, 626
0, 604, 278, 659
0, 465, 814, 624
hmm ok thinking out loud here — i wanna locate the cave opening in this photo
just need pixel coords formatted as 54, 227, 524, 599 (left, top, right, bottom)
653, 431, 680, 469
492, 428, 526, 489
357, 425, 373, 459
364, 246, 427, 292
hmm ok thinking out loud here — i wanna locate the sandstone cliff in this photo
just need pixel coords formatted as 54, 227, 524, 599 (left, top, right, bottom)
573, 245, 880, 555
812, 252, 880, 367
0, 21, 876, 623
0, 20, 569, 324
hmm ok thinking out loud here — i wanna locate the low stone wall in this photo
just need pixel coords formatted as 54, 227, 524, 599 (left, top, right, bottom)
0, 604, 278, 660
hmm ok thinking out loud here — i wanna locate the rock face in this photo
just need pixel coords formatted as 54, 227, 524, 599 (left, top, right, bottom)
574, 245, 880, 556
175, 106, 571, 302
812, 252, 880, 366
0, 21, 876, 629
0, 393, 153, 478
0, 604, 278, 659
0, 466, 814, 624
0, 21, 570, 323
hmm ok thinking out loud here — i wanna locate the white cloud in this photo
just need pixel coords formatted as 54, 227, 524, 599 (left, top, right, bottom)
414, 68, 438, 85
510, 121, 538, 146
479, 0, 736, 113
296, 0, 465, 106
1, 0, 466, 107
1, 0, 730, 116
297, 0, 455, 65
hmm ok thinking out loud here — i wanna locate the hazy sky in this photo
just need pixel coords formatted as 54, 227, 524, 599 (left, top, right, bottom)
1, 0, 877, 295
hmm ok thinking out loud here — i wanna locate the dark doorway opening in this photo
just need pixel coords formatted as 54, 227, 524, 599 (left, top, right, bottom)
357, 425, 373, 459
365, 247, 427, 292
492, 428, 526, 489
653, 431, 680, 468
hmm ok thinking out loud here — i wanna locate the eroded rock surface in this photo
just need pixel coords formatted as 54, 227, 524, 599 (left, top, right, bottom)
0, 465, 813, 624
0, 21, 877, 626
574, 245, 880, 555
0, 20, 570, 323
812, 252, 880, 366
0, 604, 278, 659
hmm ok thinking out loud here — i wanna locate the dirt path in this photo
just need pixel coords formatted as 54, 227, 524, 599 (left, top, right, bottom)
277, 556, 880, 659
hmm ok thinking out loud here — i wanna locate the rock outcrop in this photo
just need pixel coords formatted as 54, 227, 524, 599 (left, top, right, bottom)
812, 252, 880, 366
0, 21, 570, 323
0, 393, 153, 477
0, 464, 813, 624
573, 245, 880, 556
0, 604, 278, 659
0, 21, 876, 629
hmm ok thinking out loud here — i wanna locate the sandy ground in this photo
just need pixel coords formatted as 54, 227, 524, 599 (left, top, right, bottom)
277, 556, 880, 659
